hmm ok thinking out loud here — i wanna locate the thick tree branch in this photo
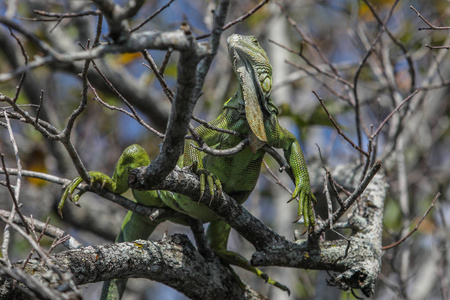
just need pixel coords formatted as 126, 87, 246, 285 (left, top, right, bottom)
128, 160, 386, 297
91, 0, 145, 42
10, 150, 382, 298
253, 163, 387, 296
128, 41, 201, 190
0, 27, 209, 82
131, 166, 288, 251
1, 159, 386, 298
1, 235, 265, 300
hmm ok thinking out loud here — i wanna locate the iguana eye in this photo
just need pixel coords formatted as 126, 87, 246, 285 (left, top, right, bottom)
251, 38, 259, 46
260, 74, 272, 93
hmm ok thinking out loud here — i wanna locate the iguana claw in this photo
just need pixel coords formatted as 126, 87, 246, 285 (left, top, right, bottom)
58, 177, 84, 217
290, 187, 317, 227
194, 166, 223, 205
58, 171, 114, 218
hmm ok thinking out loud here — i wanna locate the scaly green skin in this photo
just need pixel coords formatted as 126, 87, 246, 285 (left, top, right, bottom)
60, 34, 316, 299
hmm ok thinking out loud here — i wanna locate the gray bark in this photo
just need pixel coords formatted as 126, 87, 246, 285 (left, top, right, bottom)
0, 235, 266, 300
0, 161, 386, 299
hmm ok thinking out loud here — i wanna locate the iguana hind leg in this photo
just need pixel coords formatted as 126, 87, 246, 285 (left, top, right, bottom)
101, 211, 161, 300
206, 220, 290, 295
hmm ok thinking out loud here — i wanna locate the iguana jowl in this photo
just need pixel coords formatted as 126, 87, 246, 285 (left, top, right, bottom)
60, 34, 316, 299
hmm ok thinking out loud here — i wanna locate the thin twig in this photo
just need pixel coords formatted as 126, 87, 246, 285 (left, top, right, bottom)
131, 0, 176, 32
93, 13, 103, 47
410, 6, 450, 31
263, 160, 293, 195
0, 154, 13, 266
425, 44, 450, 50
8, 28, 28, 102
0, 167, 68, 185
270, 39, 353, 89
323, 174, 334, 229
0, 214, 74, 285
35, 89, 44, 123
364, 0, 415, 92
159, 49, 173, 75
312, 91, 369, 157
382, 192, 440, 250
312, 161, 382, 237
187, 137, 249, 157
353, 0, 400, 154
88, 81, 164, 138
142, 50, 174, 101
326, 170, 345, 207
371, 89, 420, 139
22, 217, 51, 269
142, 50, 240, 137
286, 59, 352, 104
191, 115, 242, 136
275, 1, 340, 76
86, 50, 165, 138
359, 128, 373, 183
3, 114, 29, 235
0, 95, 55, 139
196, 0, 269, 39
48, 235, 71, 253
61, 43, 92, 183
352, 28, 382, 152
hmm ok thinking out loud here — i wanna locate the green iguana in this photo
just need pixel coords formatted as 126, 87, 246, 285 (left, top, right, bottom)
60, 34, 316, 299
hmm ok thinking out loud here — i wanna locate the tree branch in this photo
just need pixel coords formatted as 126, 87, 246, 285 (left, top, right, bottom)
0, 28, 209, 82
1, 235, 265, 300
253, 162, 387, 297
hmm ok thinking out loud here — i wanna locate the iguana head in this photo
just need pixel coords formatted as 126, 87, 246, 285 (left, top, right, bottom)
227, 34, 275, 150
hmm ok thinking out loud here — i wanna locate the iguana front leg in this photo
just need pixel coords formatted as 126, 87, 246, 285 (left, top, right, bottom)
267, 120, 316, 227
59, 144, 163, 212
285, 140, 317, 226
59, 144, 165, 300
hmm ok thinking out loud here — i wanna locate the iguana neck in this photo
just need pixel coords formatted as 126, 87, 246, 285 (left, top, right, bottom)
223, 85, 279, 117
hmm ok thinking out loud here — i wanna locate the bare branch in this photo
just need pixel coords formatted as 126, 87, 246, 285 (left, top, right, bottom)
263, 160, 293, 195
0, 29, 209, 83
0, 209, 82, 250
312, 91, 369, 157
8, 28, 28, 102
382, 192, 440, 250
371, 89, 420, 139
196, 0, 269, 40
410, 6, 450, 31
2, 236, 263, 299
91, 0, 145, 42
142, 50, 175, 102
188, 137, 249, 157
364, 0, 416, 91
270, 39, 353, 89
88, 56, 165, 138
0, 214, 79, 296
131, 0, 176, 33
129, 0, 230, 190
312, 161, 383, 238
30, 9, 101, 20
